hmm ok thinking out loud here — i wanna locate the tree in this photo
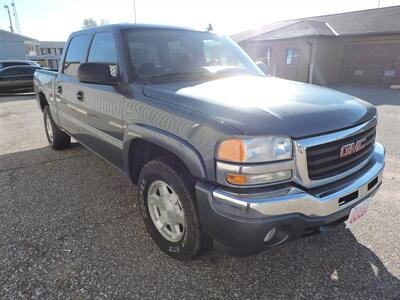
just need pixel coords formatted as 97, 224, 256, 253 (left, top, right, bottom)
100, 19, 109, 26
82, 18, 98, 29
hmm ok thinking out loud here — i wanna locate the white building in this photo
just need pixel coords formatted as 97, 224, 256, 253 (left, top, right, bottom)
0, 29, 65, 69
28, 41, 65, 69
0, 29, 39, 60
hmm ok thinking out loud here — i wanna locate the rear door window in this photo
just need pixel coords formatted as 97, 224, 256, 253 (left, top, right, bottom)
88, 32, 118, 77
0, 68, 25, 76
63, 35, 89, 77
22, 67, 37, 75
3, 62, 29, 68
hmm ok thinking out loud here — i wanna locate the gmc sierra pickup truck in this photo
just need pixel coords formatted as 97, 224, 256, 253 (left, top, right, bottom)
34, 24, 384, 260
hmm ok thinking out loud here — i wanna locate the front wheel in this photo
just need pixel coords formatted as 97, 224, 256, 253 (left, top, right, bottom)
43, 106, 71, 150
138, 156, 211, 260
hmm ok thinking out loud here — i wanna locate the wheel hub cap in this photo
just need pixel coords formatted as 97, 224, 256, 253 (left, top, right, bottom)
147, 180, 186, 242
45, 113, 53, 142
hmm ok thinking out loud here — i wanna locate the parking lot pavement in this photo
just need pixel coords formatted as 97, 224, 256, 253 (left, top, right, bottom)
1, 89, 399, 299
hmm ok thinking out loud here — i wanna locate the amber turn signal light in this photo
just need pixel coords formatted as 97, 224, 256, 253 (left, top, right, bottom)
216, 139, 246, 162
225, 174, 247, 185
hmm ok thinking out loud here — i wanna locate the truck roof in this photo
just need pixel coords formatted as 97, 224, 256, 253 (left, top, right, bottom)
70, 23, 207, 36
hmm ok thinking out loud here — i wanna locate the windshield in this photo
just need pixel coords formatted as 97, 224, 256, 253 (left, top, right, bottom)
124, 29, 263, 82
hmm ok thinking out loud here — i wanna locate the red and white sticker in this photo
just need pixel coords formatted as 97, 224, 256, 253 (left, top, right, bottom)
345, 199, 371, 228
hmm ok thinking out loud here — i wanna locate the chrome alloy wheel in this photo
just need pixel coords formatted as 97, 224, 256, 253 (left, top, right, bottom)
45, 112, 53, 143
147, 180, 186, 242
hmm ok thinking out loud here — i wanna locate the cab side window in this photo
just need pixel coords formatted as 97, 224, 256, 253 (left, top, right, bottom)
23, 67, 38, 75
63, 35, 88, 77
3, 62, 29, 68
88, 32, 118, 77
0, 68, 33, 76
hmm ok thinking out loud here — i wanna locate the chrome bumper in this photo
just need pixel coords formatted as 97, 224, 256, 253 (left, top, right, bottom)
212, 143, 384, 219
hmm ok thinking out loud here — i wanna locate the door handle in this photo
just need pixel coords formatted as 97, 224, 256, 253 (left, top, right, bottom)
76, 91, 84, 101
57, 85, 62, 94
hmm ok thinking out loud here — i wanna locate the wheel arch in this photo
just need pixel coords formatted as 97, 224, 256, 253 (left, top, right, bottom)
38, 92, 49, 111
124, 124, 207, 184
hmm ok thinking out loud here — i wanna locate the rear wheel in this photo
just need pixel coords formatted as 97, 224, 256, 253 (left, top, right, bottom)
137, 156, 211, 260
43, 106, 70, 150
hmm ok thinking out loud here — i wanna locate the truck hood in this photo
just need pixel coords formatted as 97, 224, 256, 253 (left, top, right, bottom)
142, 75, 376, 138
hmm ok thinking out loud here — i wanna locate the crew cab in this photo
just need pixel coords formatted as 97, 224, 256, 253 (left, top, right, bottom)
34, 24, 384, 260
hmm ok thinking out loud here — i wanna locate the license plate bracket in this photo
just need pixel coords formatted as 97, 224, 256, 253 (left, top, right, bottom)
345, 199, 371, 228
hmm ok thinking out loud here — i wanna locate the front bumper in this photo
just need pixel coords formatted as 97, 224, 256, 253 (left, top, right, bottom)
195, 143, 384, 253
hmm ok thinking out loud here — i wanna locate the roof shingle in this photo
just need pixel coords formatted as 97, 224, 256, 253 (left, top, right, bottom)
0, 29, 38, 42
233, 5, 400, 42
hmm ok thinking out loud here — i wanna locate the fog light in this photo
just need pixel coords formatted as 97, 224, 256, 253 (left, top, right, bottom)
225, 170, 292, 186
264, 227, 277, 242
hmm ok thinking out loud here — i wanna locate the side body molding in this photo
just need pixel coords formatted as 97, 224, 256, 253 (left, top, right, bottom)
123, 123, 207, 179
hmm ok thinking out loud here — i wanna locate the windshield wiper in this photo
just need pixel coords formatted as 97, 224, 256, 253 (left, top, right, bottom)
146, 68, 254, 83
211, 67, 252, 75
148, 71, 210, 82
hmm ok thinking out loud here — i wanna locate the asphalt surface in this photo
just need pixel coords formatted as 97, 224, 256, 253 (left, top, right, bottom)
0, 87, 399, 299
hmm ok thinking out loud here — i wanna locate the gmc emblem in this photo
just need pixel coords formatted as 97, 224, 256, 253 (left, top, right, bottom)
340, 137, 367, 158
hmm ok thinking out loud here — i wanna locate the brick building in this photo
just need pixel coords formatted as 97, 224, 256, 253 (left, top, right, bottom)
232, 6, 400, 86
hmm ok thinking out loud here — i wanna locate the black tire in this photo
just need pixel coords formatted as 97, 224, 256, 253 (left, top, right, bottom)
138, 156, 212, 260
43, 105, 71, 150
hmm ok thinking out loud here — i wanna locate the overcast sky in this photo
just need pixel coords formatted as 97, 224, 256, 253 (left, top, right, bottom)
1, 0, 400, 41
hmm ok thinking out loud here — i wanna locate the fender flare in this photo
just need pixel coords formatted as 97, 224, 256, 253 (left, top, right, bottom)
123, 123, 207, 179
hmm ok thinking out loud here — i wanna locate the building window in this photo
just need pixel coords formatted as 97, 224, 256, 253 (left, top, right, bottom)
25, 42, 39, 56
384, 70, 396, 77
257, 46, 272, 66
286, 48, 300, 65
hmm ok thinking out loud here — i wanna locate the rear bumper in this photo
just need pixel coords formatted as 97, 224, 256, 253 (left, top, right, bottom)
195, 143, 384, 253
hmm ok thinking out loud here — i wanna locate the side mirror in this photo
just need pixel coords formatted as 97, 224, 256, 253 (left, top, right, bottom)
256, 61, 268, 75
78, 62, 118, 85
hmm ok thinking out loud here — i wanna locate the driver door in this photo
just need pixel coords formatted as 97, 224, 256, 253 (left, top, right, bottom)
73, 31, 125, 169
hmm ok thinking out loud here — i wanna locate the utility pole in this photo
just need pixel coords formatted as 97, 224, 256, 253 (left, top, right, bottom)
11, 0, 21, 33
133, 0, 137, 24
4, 5, 14, 33
378, 0, 381, 8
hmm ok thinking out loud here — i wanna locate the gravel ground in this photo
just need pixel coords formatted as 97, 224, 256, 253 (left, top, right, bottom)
0, 87, 399, 299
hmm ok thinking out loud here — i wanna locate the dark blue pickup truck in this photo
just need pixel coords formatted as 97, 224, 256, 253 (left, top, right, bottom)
34, 24, 384, 260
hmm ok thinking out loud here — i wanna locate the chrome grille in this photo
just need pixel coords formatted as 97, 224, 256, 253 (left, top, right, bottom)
306, 125, 376, 180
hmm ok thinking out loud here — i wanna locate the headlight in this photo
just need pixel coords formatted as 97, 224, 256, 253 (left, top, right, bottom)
216, 136, 293, 186
216, 136, 292, 163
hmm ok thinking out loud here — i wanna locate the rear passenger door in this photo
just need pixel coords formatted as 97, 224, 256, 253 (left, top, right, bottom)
14, 67, 37, 88
0, 67, 35, 90
0, 68, 14, 89
56, 34, 89, 137
75, 31, 124, 169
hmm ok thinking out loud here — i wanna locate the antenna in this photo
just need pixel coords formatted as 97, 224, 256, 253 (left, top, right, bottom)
11, 0, 21, 33
3, 5, 14, 33
133, 0, 137, 24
